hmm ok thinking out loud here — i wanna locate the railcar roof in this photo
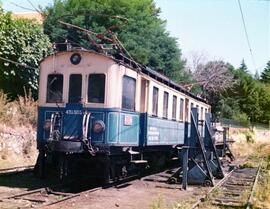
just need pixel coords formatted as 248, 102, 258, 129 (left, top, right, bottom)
40, 49, 208, 104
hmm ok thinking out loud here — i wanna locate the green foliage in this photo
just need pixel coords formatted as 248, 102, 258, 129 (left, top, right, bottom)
214, 65, 270, 124
254, 70, 260, 80
0, 9, 52, 99
261, 61, 270, 84
239, 59, 248, 73
232, 112, 250, 126
43, 0, 185, 81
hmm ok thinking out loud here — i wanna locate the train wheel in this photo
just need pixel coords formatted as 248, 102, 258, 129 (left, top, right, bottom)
203, 180, 212, 187
168, 177, 177, 184
216, 172, 224, 179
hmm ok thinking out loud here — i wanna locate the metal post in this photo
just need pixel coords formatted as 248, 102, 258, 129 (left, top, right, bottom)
181, 147, 188, 190
223, 128, 227, 156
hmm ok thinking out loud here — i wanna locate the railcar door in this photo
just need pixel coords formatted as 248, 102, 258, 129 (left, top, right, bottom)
63, 74, 83, 140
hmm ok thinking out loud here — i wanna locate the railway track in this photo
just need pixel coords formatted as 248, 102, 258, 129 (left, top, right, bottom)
0, 165, 34, 175
1, 186, 102, 208
0, 172, 139, 208
190, 164, 261, 209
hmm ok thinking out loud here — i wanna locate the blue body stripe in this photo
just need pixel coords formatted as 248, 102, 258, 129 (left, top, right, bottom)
37, 106, 185, 149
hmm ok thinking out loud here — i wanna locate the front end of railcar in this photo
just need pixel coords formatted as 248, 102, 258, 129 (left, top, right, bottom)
35, 50, 114, 181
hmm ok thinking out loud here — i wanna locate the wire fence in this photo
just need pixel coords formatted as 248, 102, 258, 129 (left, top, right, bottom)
217, 118, 270, 130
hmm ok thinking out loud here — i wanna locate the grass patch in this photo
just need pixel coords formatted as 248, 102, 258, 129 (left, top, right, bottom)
149, 197, 192, 209
235, 143, 270, 208
150, 197, 166, 209
254, 170, 270, 209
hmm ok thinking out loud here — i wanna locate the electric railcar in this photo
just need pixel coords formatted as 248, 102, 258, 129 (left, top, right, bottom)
35, 48, 210, 181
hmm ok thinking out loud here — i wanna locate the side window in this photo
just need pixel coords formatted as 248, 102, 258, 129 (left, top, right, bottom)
46, 74, 63, 103
88, 74, 105, 103
196, 105, 199, 118
122, 75, 136, 110
201, 107, 204, 120
152, 87, 159, 116
68, 74, 82, 103
179, 98, 184, 121
163, 91, 169, 118
172, 95, 177, 120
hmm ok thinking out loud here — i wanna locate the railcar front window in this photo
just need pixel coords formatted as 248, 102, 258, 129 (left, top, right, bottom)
152, 87, 159, 116
172, 95, 177, 120
69, 74, 82, 103
122, 76, 136, 110
46, 74, 63, 103
163, 91, 169, 118
88, 74, 105, 103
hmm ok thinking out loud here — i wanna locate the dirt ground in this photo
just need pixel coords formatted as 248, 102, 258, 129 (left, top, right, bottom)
44, 179, 209, 209
0, 157, 244, 209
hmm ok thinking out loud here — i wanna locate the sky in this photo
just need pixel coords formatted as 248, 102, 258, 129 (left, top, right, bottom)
2, 0, 270, 74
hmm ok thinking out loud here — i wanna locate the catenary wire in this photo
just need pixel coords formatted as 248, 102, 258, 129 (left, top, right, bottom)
237, 0, 257, 70
0, 56, 38, 70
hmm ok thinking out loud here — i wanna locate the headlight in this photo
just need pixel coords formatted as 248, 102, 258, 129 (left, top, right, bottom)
70, 53, 81, 65
92, 120, 105, 133
43, 119, 51, 131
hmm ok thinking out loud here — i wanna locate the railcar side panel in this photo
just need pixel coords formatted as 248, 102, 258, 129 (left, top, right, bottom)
146, 116, 185, 145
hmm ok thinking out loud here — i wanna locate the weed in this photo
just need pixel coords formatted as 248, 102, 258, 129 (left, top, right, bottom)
0, 88, 37, 127
172, 202, 190, 209
244, 130, 255, 143
150, 197, 166, 209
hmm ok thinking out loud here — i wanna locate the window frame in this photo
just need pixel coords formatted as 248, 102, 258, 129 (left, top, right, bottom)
179, 98, 184, 121
152, 86, 159, 117
172, 95, 177, 120
87, 73, 106, 104
68, 74, 82, 103
163, 91, 169, 118
200, 107, 204, 120
46, 74, 64, 103
121, 75, 136, 111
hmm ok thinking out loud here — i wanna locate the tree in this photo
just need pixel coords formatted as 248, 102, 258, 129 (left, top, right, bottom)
254, 70, 260, 80
260, 61, 270, 83
239, 59, 248, 73
43, 0, 185, 81
0, 8, 52, 99
223, 69, 270, 124
192, 60, 234, 93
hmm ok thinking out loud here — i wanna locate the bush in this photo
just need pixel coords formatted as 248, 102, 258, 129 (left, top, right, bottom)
0, 90, 10, 122
232, 112, 250, 126
16, 88, 37, 127
0, 89, 37, 127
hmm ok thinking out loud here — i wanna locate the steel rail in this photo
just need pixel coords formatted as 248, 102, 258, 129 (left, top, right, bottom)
246, 162, 262, 209
189, 156, 250, 209
0, 165, 34, 175
189, 166, 237, 209
1, 171, 141, 208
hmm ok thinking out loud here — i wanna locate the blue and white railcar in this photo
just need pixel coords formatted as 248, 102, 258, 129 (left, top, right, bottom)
35, 49, 210, 180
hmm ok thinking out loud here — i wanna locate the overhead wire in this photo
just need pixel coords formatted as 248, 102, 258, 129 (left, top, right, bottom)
25, 0, 44, 15
5, 0, 37, 12
237, 0, 257, 70
0, 56, 38, 70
